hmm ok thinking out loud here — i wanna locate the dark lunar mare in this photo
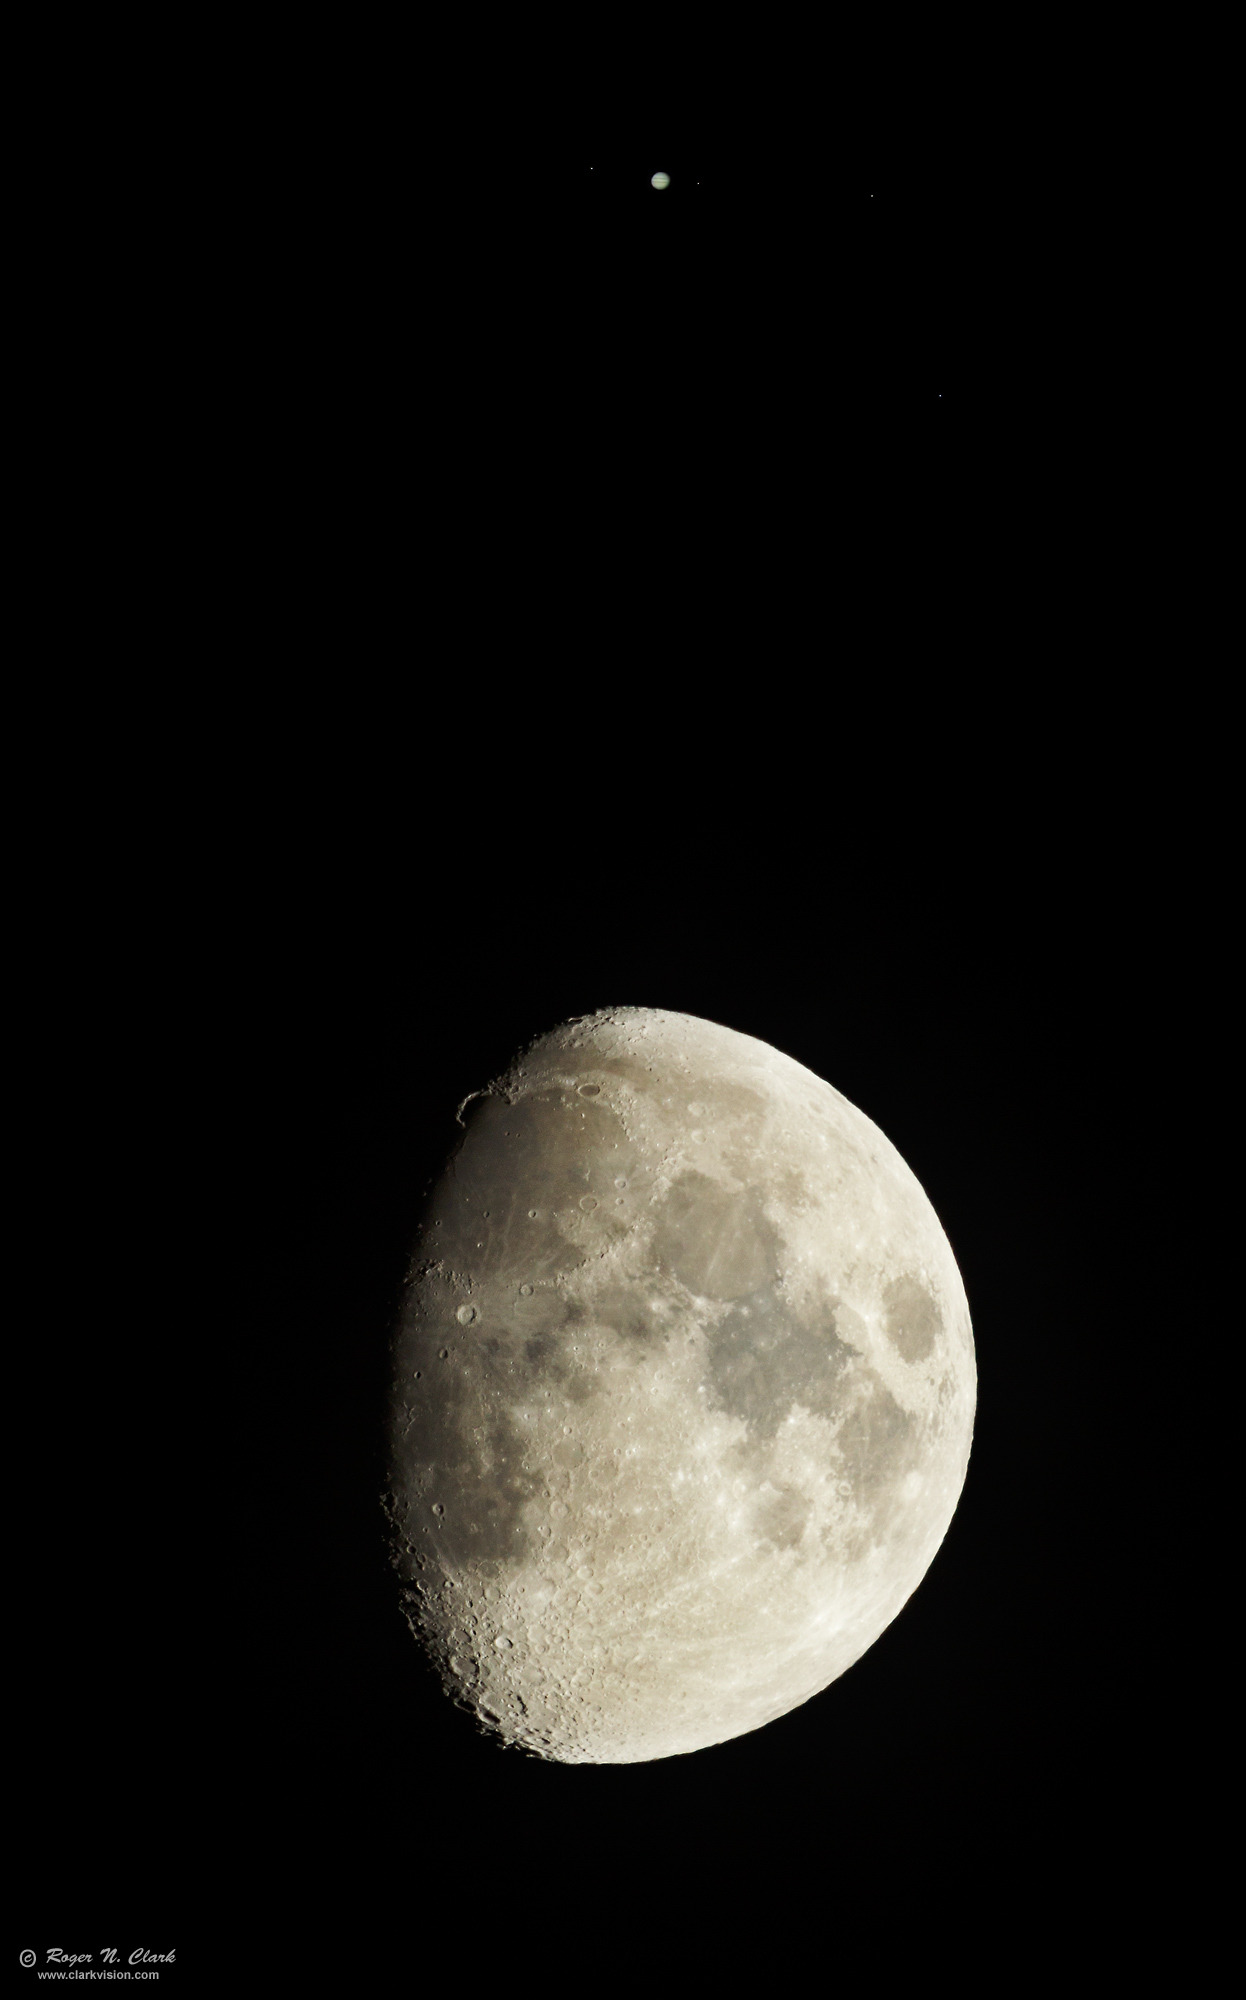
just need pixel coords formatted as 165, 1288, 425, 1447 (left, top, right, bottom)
706, 1284, 854, 1438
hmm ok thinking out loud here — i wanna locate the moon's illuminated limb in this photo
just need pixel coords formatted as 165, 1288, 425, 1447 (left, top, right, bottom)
386, 1008, 975, 1764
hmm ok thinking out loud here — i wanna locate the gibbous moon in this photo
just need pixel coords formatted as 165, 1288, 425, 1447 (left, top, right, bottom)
386, 1009, 975, 1763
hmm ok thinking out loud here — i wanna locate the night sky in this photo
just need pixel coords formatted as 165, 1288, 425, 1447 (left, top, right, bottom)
12, 120, 1167, 1980
487, 156, 972, 418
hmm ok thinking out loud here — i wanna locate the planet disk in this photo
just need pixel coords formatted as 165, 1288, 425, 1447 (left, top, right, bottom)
385, 1008, 975, 1763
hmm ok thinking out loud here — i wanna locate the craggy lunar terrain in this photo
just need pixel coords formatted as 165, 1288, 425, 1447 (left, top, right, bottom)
385, 1009, 976, 1763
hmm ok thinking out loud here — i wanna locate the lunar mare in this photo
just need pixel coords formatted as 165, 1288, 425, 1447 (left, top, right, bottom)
385, 1009, 975, 1764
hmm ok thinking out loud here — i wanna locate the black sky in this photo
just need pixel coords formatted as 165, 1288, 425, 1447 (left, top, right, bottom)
12, 138, 1170, 1976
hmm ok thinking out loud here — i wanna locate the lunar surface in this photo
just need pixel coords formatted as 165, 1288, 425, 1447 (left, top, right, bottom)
385, 1008, 975, 1764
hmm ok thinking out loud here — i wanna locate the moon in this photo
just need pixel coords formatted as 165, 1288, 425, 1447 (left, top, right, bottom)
386, 1008, 975, 1764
